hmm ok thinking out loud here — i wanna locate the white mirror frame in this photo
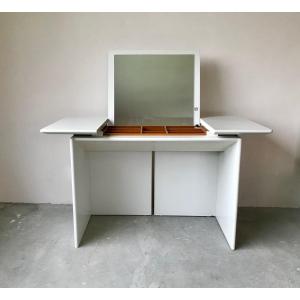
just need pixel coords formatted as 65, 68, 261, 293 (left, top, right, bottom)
108, 50, 200, 126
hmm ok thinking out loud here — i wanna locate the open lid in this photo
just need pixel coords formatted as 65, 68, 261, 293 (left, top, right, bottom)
200, 116, 272, 135
40, 117, 109, 135
108, 51, 200, 126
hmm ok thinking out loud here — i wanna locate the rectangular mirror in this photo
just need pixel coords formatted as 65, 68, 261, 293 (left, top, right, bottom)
108, 51, 200, 126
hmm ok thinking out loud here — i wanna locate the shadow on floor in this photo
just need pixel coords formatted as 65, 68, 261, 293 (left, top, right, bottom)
237, 207, 300, 248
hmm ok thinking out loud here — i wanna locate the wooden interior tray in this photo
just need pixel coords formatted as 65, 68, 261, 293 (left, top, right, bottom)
142, 126, 167, 135
166, 126, 206, 135
103, 126, 141, 135
103, 125, 207, 136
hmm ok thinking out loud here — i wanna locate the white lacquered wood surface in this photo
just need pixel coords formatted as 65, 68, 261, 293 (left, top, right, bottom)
70, 136, 241, 249
155, 152, 218, 216
89, 151, 152, 215
200, 116, 272, 135
75, 136, 238, 152
70, 139, 91, 248
215, 139, 241, 250
40, 117, 108, 135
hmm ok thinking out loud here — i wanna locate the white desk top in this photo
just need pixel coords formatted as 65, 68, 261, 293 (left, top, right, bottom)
40, 115, 272, 136
200, 116, 272, 135
40, 117, 108, 135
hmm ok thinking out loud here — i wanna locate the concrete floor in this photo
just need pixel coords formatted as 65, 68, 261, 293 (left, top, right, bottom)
0, 203, 300, 287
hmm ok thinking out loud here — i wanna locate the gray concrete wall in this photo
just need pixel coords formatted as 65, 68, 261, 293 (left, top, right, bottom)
0, 13, 299, 207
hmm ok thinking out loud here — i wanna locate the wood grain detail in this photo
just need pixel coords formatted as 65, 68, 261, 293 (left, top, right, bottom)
103, 125, 207, 136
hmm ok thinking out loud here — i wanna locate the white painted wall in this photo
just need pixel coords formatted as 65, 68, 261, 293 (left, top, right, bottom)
0, 13, 299, 207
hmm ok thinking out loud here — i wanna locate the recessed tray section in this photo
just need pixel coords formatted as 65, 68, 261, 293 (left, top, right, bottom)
103, 126, 141, 135
103, 125, 207, 136
166, 126, 207, 135
142, 126, 167, 135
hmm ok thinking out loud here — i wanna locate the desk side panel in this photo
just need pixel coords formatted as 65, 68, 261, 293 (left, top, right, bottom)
70, 138, 91, 247
216, 139, 241, 250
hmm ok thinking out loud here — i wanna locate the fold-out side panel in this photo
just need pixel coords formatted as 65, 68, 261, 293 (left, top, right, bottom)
216, 139, 241, 250
200, 116, 272, 135
70, 139, 91, 248
41, 117, 108, 135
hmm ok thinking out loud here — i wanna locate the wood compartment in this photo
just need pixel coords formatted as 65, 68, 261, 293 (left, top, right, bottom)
166, 126, 207, 135
103, 125, 207, 136
103, 126, 141, 135
142, 126, 167, 135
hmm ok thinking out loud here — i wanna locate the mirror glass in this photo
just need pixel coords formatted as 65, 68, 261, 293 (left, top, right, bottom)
114, 54, 195, 125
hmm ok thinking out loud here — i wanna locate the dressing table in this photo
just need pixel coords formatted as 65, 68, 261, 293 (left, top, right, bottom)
41, 51, 271, 249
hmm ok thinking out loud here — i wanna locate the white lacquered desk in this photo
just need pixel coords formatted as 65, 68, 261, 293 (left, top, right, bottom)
41, 116, 271, 250
70, 135, 240, 249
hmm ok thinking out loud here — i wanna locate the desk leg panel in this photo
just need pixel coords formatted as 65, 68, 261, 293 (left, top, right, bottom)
70, 138, 91, 248
216, 139, 241, 250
